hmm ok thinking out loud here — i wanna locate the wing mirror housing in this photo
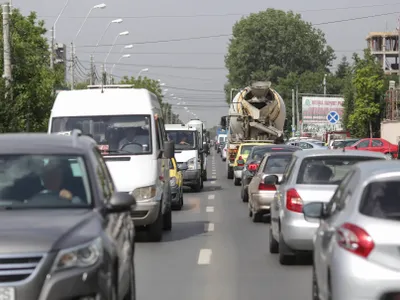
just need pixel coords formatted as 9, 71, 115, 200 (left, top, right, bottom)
302, 202, 326, 219
107, 192, 136, 213
264, 175, 279, 185
178, 163, 188, 171
164, 140, 175, 159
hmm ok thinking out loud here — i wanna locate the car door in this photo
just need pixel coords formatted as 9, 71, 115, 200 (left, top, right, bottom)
155, 116, 170, 213
314, 170, 354, 300
370, 138, 385, 154
249, 155, 268, 207
355, 139, 371, 150
92, 147, 133, 293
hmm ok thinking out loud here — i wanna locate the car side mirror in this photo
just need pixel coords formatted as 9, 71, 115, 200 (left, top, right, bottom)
264, 175, 278, 185
302, 202, 325, 219
178, 163, 188, 171
354, 145, 358, 149
107, 192, 136, 213
164, 140, 175, 159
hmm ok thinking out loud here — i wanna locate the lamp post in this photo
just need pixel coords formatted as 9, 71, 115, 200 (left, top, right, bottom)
137, 68, 148, 77
120, 44, 133, 53
50, 0, 70, 69
111, 54, 130, 79
71, 3, 106, 89
102, 31, 129, 84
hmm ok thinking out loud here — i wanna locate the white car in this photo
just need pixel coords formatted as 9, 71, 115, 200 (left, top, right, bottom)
222, 144, 227, 161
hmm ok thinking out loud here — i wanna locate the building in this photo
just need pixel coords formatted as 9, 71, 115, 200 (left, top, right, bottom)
367, 31, 400, 75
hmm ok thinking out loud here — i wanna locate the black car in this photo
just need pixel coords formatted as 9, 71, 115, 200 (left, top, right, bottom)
0, 131, 136, 300
240, 144, 301, 202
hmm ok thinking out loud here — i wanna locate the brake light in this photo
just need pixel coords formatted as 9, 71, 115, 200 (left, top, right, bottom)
286, 189, 303, 213
258, 182, 276, 191
336, 223, 374, 258
248, 163, 258, 171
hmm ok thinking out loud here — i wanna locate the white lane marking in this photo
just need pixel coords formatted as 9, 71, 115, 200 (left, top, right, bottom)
211, 181, 216, 184
212, 175, 216, 179
208, 194, 215, 200
206, 206, 214, 212
197, 249, 212, 265
205, 222, 214, 232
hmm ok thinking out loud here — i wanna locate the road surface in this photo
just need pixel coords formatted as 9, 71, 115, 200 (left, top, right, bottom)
135, 150, 312, 300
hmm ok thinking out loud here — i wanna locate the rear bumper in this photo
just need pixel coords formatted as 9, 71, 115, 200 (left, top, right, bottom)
251, 192, 275, 211
281, 214, 319, 251
233, 169, 242, 179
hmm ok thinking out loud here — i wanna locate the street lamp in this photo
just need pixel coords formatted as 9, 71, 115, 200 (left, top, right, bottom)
104, 31, 129, 66
74, 4, 106, 42
111, 54, 130, 75
120, 44, 133, 53
50, 0, 71, 69
137, 68, 149, 77
92, 18, 123, 55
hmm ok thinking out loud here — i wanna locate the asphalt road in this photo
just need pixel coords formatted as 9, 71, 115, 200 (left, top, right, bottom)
135, 150, 312, 300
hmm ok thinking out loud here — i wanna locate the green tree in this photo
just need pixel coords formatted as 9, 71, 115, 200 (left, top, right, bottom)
225, 8, 335, 93
0, 9, 58, 132
347, 49, 385, 137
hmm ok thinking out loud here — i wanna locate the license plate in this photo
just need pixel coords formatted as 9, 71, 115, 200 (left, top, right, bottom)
0, 287, 15, 300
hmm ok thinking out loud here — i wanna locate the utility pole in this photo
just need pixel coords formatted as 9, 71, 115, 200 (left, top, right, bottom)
70, 42, 75, 89
323, 74, 327, 96
2, 3, 11, 89
295, 84, 300, 134
50, 27, 54, 69
89, 55, 94, 85
101, 64, 106, 85
291, 89, 295, 137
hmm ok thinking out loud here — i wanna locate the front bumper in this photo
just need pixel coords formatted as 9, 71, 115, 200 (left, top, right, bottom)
131, 199, 161, 226
2, 252, 108, 300
170, 185, 180, 204
182, 169, 201, 186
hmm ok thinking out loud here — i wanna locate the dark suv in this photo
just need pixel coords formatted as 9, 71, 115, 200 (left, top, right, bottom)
0, 131, 136, 300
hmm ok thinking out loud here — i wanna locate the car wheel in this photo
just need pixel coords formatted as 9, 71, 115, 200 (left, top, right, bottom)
227, 167, 233, 179
193, 178, 202, 192
248, 204, 253, 217
252, 211, 262, 223
279, 233, 296, 265
202, 170, 207, 181
176, 191, 183, 210
163, 206, 172, 231
242, 188, 249, 203
124, 257, 136, 300
269, 227, 279, 254
233, 177, 240, 186
312, 265, 320, 300
385, 152, 393, 160
147, 208, 163, 242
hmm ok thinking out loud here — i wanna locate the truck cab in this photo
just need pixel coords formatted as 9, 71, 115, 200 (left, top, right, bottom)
165, 124, 204, 192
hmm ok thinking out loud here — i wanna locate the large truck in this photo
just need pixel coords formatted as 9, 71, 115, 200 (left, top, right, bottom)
222, 81, 286, 178
187, 118, 208, 182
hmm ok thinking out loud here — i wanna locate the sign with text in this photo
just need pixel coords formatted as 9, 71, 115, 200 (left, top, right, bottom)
301, 96, 344, 134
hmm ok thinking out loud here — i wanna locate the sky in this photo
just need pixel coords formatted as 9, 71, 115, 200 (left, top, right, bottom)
12, 0, 400, 127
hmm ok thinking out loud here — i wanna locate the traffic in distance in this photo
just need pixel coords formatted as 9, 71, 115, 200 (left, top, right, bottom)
0, 82, 398, 300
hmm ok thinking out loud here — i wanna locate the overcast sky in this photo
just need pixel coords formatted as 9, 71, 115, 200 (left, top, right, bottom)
12, 0, 399, 126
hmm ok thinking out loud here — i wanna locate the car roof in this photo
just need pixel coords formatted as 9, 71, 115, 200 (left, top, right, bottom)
354, 160, 400, 181
292, 149, 386, 159
0, 133, 96, 155
252, 144, 301, 150
264, 152, 295, 157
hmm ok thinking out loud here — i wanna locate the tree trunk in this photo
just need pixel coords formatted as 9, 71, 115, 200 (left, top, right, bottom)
369, 120, 373, 138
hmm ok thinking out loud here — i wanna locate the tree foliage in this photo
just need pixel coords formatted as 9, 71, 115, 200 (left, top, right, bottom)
225, 8, 335, 91
0, 9, 58, 132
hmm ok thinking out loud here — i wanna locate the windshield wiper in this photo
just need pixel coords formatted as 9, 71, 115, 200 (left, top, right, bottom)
104, 149, 132, 154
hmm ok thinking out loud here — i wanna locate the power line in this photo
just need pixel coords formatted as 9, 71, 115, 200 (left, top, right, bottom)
313, 11, 400, 26
38, 2, 400, 19
164, 85, 224, 93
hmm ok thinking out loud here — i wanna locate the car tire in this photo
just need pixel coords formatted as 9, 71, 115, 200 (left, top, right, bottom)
242, 189, 249, 203
248, 206, 253, 217
176, 191, 183, 210
312, 265, 320, 300
147, 208, 163, 242
385, 152, 393, 160
227, 167, 233, 179
193, 179, 202, 192
252, 211, 262, 223
202, 169, 208, 181
269, 227, 279, 254
279, 233, 296, 265
234, 177, 240, 186
124, 257, 136, 300
163, 207, 172, 231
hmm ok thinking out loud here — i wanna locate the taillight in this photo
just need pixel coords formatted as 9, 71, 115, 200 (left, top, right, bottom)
248, 163, 258, 171
336, 223, 374, 258
258, 182, 276, 191
286, 188, 303, 213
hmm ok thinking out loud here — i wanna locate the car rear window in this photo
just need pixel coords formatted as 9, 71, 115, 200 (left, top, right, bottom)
240, 145, 255, 154
251, 147, 299, 161
263, 155, 292, 174
296, 156, 384, 185
359, 181, 400, 220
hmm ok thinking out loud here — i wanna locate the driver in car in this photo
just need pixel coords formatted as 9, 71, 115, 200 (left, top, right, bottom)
40, 160, 74, 201
179, 136, 189, 145
119, 127, 137, 149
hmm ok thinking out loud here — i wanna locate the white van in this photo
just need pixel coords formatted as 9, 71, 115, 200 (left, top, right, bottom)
186, 119, 208, 182
165, 124, 203, 191
48, 85, 175, 242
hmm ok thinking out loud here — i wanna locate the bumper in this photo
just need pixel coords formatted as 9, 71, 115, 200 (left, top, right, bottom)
251, 191, 275, 212
182, 169, 201, 186
170, 185, 180, 204
233, 169, 243, 179
281, 213, 319, 251
7, 253, 108, 300
131, 200, 161, 226
328, 246, 400, 300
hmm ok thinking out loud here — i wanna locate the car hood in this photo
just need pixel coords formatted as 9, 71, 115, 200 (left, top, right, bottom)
0, 209, 100, 254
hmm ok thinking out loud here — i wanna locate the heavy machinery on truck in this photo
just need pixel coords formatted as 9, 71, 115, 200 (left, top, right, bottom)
221, 81, 286, 179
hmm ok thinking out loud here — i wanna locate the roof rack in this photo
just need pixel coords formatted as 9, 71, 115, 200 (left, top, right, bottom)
87, 84, 134, 89
71, 129, 82, 147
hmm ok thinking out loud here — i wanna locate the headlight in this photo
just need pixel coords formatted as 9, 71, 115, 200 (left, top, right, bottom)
131, 185, 156, 201
187, 157, 197, 170
52, 237, 102, 272
170, 176, 177, 186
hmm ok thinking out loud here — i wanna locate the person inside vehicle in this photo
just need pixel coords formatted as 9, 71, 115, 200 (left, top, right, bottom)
179, 135, 189, 145
119, 127, 137, 149
40, 160, 74, 201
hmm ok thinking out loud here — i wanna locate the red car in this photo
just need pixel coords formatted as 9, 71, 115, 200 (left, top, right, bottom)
344, 138, 398, 159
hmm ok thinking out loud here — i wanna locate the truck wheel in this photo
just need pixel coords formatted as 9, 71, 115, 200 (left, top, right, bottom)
163, 207, 172, 231
234, 177, 241, 186
202, 170, 208, 181
147, 209, 163, 242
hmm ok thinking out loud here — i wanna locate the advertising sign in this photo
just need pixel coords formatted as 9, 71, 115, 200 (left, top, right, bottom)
301, 96, 344, 134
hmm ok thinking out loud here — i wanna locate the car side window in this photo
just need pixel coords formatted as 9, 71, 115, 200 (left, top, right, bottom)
325, 170, 354, 217
281, 157, 297, 184
357, 140, 370, 148
257, 156, 268, 175
155, 118, 162, 151
92, 147, 114, 202
371, 139, 383, 147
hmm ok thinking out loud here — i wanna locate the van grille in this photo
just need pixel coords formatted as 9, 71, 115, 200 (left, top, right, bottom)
0, 254, 43, 282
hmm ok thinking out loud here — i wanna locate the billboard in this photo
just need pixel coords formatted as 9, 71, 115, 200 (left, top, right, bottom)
301, 96, 344, 134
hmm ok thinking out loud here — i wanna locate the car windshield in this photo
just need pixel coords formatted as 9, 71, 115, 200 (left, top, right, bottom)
359, 180, 400, 221
51, 115, 152, 155
250, 147, 298, 161
241, 145, 255, 154
297, 156, 384, 185
0, 155, 91, 209
263, 155, 292, 174
166, 130, 196, 150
